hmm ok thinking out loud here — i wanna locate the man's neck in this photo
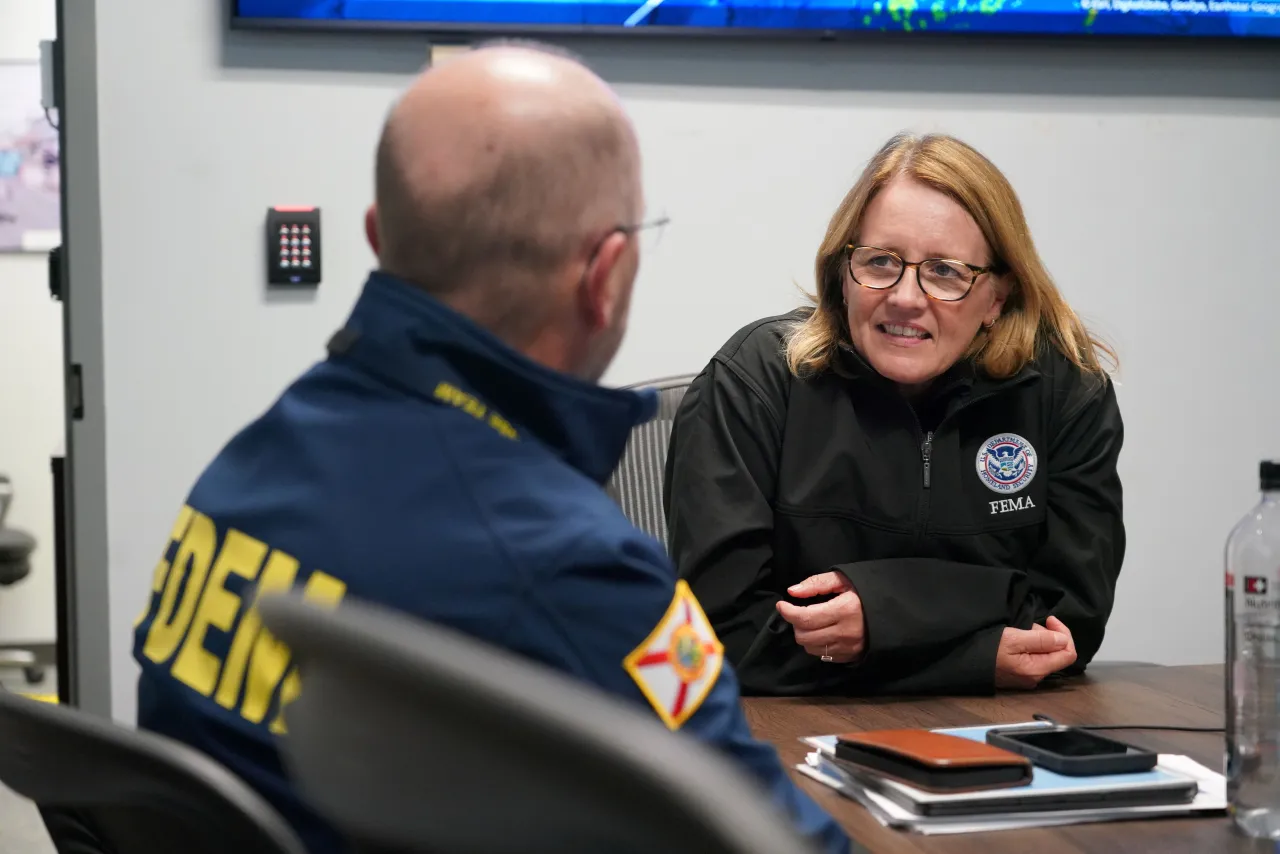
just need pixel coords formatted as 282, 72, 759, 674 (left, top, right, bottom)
443, 294, 583, 378
522, 328, 583, 379
384, 268, 584, 379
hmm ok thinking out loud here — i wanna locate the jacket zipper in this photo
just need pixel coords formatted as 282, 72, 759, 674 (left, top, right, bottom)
914, 430, 933, 547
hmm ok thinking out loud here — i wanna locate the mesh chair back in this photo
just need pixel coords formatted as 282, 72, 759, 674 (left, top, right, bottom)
606, 375, 696, 548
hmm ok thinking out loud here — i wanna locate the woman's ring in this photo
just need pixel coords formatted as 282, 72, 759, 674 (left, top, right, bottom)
821, 645, 834, 663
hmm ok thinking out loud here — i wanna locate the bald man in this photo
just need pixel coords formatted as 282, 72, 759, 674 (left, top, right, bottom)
130, 44, 851, 854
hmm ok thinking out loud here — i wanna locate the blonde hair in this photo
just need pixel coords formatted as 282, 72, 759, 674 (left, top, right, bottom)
786, 132, 1115, 380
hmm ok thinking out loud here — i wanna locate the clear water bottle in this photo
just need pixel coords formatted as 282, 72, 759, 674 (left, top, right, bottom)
1226, 460, 1280, 837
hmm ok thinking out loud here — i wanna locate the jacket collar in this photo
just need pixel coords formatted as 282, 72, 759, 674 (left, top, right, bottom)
328, 271, 657, 484
834, 340, 1040, 402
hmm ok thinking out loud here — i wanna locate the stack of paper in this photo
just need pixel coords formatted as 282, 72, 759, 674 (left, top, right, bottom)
795, 722, 1227, 835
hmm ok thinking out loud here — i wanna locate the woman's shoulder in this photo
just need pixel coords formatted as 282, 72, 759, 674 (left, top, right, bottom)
695, 309, 809, 413
713, 308, 810, 372
1028, 343, 1117, 421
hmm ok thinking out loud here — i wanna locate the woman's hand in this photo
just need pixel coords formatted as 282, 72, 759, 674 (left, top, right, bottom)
776, 571, 866, 664
994, 616, 1077, 690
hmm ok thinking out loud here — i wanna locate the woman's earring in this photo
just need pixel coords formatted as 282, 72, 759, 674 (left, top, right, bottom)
983, 318, 996, 329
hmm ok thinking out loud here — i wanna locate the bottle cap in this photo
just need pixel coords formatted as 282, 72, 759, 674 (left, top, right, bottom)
1262, 461, 1280, 491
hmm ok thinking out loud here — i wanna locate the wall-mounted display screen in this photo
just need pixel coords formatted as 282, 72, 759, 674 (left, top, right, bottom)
232, 0, 1280, 37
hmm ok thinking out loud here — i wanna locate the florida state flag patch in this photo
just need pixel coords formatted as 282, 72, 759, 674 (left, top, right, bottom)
623, 580, 725, 730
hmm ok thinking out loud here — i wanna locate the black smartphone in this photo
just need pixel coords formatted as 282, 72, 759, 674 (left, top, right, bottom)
985, 725, 1158, 776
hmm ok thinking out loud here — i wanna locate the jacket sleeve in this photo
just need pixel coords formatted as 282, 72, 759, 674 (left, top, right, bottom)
1023, 377, 1125, 670
534, 531, 852, 854
664, 359, 790, 682
834, 558, 1028, 694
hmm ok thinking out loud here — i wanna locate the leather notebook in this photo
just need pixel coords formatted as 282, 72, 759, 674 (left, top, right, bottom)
835, 729, 1033, 793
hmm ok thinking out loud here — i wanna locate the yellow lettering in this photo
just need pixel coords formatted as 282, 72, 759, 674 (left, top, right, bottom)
487, 413, 517, 440
270, 571, 346, 734
170, 529, 268, 697
240, 568, 346, 724
433, 382, 462, 406
301, 569, 347, 608
433, 381, 520, 438
142, 511, 217, 664
216, 549, 299, 711
270, 669, 302, 735
434, 381, 495, 422
134, 505, 195, 627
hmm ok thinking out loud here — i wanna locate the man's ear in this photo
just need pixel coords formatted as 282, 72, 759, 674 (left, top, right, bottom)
579, 230, 630, 332
364, 204, 380, 258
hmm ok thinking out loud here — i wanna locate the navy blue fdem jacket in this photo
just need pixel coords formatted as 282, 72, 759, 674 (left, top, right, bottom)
132, 272, 850, 854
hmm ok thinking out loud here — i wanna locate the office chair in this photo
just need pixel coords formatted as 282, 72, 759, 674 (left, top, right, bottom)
0, 476, 43, 684
259, 594, 821, 854
0, 690, 306, 854
606, 374, 697, 549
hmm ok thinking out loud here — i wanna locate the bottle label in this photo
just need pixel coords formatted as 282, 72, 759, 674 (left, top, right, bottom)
1243, 624, 1280, 645
1230, 569, 1280, 791
1237, 574, 1280, 657
1243, 575, 1280, 611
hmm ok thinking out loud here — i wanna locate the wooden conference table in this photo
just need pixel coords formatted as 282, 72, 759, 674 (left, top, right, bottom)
743, 664, 1277, 854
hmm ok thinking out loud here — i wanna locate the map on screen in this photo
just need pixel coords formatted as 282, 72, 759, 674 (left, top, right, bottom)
235, 0, 1280, 36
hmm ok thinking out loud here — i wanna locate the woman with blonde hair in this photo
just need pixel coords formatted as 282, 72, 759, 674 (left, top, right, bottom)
664, 133, 1123, 696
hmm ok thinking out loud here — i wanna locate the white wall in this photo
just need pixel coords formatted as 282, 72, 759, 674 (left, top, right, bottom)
78, 0, 1280, 720
0, 0, 62, 645
0, 0, 54, 58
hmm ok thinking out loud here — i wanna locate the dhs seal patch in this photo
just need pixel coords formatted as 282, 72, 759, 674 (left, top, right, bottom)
976, 433, 1037, 494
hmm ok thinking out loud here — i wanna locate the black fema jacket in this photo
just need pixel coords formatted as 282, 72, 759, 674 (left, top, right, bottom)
664, 311, 1125, 697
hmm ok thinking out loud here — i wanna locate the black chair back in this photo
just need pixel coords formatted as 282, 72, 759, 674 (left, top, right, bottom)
260, 594, 817, 854
0, 476, 35, 585
0, 691, 305, 854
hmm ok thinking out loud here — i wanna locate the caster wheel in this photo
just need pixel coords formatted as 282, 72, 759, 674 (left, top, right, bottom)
22, 666, 44, 685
